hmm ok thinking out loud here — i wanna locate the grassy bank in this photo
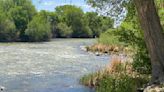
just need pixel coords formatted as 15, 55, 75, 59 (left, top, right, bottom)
80, 57, 150, 92
81, 29, 151, 92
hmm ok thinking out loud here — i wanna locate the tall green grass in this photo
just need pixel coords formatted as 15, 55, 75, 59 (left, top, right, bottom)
98, 29, 124, 45
80, 58, 150, 92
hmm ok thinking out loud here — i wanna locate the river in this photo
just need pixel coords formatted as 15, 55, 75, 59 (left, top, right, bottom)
0, 39, 109, 92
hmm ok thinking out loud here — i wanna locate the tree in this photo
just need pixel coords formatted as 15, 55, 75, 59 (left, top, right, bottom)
25, 14, 52, 42
55, 5, 92, 38
0, 0, 36, 41
0, 9, 18, 42
2, 0, 37, 41
85, 12, 100, 37
87, 0, 164, 83
85, 12, 114, 37
134, 0, 164, 83
56, 22, 73, 38
38, 10, 60, 38
100, 16, 114, 32
47, 12, 60, 38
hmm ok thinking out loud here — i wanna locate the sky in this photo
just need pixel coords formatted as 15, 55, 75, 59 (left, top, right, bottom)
32, 0, 95, 12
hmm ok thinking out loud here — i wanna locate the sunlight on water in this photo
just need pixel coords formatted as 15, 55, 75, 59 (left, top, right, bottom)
0, 39, 109, 92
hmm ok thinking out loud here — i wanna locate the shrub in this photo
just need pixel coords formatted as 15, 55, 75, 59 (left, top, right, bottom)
0, 11, 18, 41
98, 29, 122, 45
56, 22, 73, 38
82, 25, 93, 38
118, 22, 151, 74
25, 15, 52, 42
96, 74, 136, 92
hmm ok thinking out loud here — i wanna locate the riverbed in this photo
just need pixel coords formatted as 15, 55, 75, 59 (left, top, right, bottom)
0, 39, 109, 92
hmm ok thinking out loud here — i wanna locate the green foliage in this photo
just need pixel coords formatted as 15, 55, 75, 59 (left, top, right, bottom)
85, 12, 114, 37
0, 10, 18, 42
96, 2, 151, 74
120, 2, 151, 74
25, 15, 52, 42
86, 0, 128, 22
47, 12, 60, 38
118, 23, 151, 74
55, 5, 113, 38
0, 1, 114, 41
8, 0, 36, 40
81, 63, 149, 92
156, 0, 164, 30
55, 5, 93, 38
96, 74, 136, 92
85, 12, 101, 37
88, 0, 164, 75
56, 23, 73, 38
0, 0, 36, 41
100, 17, 114, 32
98, 29, 122, 45
133, 48, 151, 74
98, 1, 151, 74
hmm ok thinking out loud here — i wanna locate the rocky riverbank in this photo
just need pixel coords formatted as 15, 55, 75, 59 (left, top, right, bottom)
85, 44, 133, 56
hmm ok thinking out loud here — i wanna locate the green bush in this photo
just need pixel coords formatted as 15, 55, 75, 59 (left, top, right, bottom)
96, 74, 149, 92
0, 11, 18, 41
81, 25, 93, 38
25, 15, 52, 42
80, 64, 149, 92
56, 22, 73, 38
96, 74, 136, 92
98, 29, 122, 45
133, 47, 151, 74
119, 22, 151, 74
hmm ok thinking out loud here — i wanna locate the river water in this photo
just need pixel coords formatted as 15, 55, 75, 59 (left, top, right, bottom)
0, 39, 109, 92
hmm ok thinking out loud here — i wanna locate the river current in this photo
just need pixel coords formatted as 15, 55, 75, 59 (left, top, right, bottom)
0, 39, 109, 92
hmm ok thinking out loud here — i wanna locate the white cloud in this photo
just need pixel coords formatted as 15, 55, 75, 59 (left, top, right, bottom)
41, 1, 56, 6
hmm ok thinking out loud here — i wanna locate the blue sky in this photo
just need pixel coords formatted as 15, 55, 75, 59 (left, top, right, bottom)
32, 0, 94, 12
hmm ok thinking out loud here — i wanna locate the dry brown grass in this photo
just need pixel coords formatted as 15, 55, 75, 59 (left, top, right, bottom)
106, 56, 122, 73
86, 44, 123, 54
104, 55, 134, 76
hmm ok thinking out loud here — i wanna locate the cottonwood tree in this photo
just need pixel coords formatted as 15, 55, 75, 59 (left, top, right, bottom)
55, 5, 93, 38
87, 0, 164, 83
0, 0, 37, 41
134, 0, 164, 83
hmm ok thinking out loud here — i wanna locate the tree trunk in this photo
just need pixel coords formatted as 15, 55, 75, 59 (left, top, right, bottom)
134, 0, 164, 83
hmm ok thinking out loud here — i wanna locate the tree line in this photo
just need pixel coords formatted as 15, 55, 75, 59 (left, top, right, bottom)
0, 0, 114, 42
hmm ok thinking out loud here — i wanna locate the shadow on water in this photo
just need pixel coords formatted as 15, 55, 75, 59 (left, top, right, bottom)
0, 39, 109, 92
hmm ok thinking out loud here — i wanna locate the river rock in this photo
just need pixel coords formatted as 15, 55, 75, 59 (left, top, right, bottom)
144, 85, 164, 92
95, 52, 101, 56
0, 86, 5, 91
